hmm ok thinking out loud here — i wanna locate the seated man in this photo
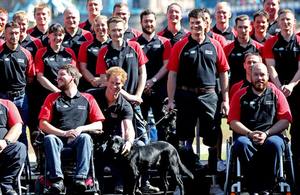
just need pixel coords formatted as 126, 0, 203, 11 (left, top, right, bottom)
88, 67, 159, 194
228, 63, 292, 194
38, 64, 104, 193
0, 98, 26, 195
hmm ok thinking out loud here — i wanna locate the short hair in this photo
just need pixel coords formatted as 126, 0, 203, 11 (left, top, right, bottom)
235, 15, 250, 26
140, 9, 156, 21
253, 10, 269, 22
48, 23, 65, 34
63, 6, 80, 18
199, 8, 211, 19
92, 15, 108, 29
166, 3, 182, 14
5, 21, 20, 31
244, 52, 262, 62
188, 8, 205, 21
107, 16, 124, 28
0, 8, 8, 17
113, 2, 129, 12
34, 3, 50, 15
106, 67, 127, 84
279, 9, 294, 17
86, 0, 102, 5
215, 2, 231, 12
59, 64, 81, 86
13, 11, 29, 22
263, 0, 280, 5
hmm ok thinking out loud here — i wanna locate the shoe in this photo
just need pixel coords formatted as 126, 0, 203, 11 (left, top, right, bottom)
114, 184, 123, 194
74, 179, 87, 192
217, 159, 226, 172
140, 184, 160, 193
260, 191, 269, 195
173, 185, 184, 195
3, 188, 17, 195
209, 184, 224, 195
50, 179, 65, 193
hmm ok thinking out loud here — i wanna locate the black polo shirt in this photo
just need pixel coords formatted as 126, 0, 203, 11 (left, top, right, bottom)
27, 26, 49, 47
79, 19, 92, 32
19, 34, 43, 59
267, 19, 281, 36
35, 45, 77, 87
211, 25, 236, 44
263, 33, 300, 84
96, 40, 148, 95
87, 87, 132, 136
123, 26, 142, 41
157, 26, 190, 47
62, 28, 93, 58
0, 33, 6, 41
132, 34, 172, 86
167, 35, 229, 88
0, 43, 35, 92
39, 91, 104, 130
250, 32, 271, 45
224, 38, 263, 87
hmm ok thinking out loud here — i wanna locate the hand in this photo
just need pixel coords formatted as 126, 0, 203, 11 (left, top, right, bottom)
67, 137, 75, 144
165, 101, 175, 113
144, 79, 154, 92
129, 94, 143, 106
0, 140, 7, 153
121, 141, 132, 155
282, 84, 294, 97
91, 77, 101, 87
66, 128, 82, 138
220, 100, 229, 118
251, 131, 267, 145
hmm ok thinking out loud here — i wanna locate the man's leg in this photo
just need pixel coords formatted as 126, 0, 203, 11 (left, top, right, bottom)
133, 105, 149, 145
0, 141, 26, 193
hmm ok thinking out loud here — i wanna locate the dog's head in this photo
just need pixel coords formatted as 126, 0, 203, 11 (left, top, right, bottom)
107, 135, 125, 155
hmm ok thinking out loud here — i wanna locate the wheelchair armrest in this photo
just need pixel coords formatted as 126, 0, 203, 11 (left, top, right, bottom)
88, 131, 102, 135
32, 130, 45, 146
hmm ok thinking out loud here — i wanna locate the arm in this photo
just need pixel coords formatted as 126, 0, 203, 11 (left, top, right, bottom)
281, 61, 300, 97
27, 76, 34, 85
219, 71, 230, 116
265, 58, 282, 88
0, 123, 22, 153
166, 70, 177, 112
37, 72, 60, 93
121, 119, 135, 155
135, 64, 147, 97
79, 62, 102, 87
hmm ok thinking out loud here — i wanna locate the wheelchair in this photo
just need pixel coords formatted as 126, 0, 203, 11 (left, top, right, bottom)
34, 130, 101, 195
224, 133, 297, 195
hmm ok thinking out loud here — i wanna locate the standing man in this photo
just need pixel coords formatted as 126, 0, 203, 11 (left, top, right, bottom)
0, 21, 35, 148
211, 2, 237, 44
0, 98, 27, 195
263, 9, 300, 189
112, 2, 141, 41
96, 16, 149, 144
79, 0, 103, 33
131, 9, 172, 141
165, 8, 229, 160
39, 64, 104, 194
0, 8, 8, 41
228, 63, 292, 194
62, 6, 94, 59
263, 0, 281, 35
251, 10, 272, 45
27, 3, 51, 47
223, 15, 263, 88
157, 3, 189, 47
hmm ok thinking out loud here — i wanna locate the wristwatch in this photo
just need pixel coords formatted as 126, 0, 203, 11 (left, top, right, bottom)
4, 138, 11, 146
151, 77, 157, 83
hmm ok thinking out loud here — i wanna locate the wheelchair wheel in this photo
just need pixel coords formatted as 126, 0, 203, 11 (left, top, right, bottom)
224, 139, 236, 195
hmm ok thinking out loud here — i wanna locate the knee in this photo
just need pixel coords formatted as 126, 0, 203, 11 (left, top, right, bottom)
44, 134, 62, 147
234, 136, 250, 150
78, 133, 92, 145
12, 141, 27, 159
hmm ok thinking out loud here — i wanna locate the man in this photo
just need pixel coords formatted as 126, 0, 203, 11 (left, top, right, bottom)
62, 6, 94, 59
88, 66, 159, 194
211, 2, 237, 44
0, 8, 8, 41
131, 9, 172, 141
223, 15, 263, 88
0, 98, 26, 195
229, 52, 263, 101
96, 16, 149, 144
27, 3, 51, 47
0, 21, 35, 148
263, 9, 300, 189
157, 3, 190, 47
251, 10, 272, 45
228, 63, 292, 194
79, 0, 103, 33
39, 64, 104, 193
263, 0, 281, 35
165, 8, 229, 160
112, 2, 141, 41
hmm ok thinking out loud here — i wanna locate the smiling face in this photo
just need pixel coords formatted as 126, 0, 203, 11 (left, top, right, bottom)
94, 17, 108, 38
15, 18, 28, 38
4, 27, 20, 47
254, 16, 268, 34
141, 14, 156, 35
86, 0, 103, 17
263, 0, 280, 19
113, 6, 130, 25
106, 74, 124, 96
166, 5, 182, 25
244, 55, 262, 76
63, 7, 80, 31
48, 30, 65, 49
189, 17, 206, 36
251, 63, 269, 93
34, 8, 50, 26
57, 68, 73, 90
108, 21, 124, 43
235, 20, 252, 41
0, 12, 8, 34
278, 12, 295, 33
214, 4, 231, 24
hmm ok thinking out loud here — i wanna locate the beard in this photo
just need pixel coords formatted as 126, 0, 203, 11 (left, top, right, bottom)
142, 25, 156, 35
252, 80, 267, 92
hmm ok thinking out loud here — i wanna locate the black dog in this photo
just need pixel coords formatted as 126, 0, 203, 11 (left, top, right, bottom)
108, 135, 194, 195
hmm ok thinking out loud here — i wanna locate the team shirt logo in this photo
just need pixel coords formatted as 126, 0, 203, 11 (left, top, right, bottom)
77, 41, 83, 45
111, 112, 117, 118
126, 53, 134, 58
78, 105, 86, 110
17, 59, 25, 63
190, 50, 196, 54
265, 101, 273, 105
293, 47, 299, 52
0, 110, 3, 114
4, 58, 9, 61
140, 45, 145, 49
153, 44, 161, 48
205, 50, 213, 55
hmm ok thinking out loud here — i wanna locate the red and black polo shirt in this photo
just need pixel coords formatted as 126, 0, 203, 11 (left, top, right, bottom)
39, 91, 104, 130
27, 26, 49, 47
157, 26, 190, 47
250, 32, 272, 45
167, 34, 229, 89
0, 43, 35, 92
228, 83, 292, 131
96, 40, 148, 95
211, 25, 237, 44
79, 19, 92, 32
19, 34, 43, 59
123, 26, 142, 41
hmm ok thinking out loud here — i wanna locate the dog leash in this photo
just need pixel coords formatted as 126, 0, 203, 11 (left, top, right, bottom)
134, 109, 177, 142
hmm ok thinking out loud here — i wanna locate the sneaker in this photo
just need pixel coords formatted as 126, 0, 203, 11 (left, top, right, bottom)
140, 184, 160, 193
114, 185, 123, 194
217, 159, 226, 172
209, 184, 224, 195
173, 185, 184, 195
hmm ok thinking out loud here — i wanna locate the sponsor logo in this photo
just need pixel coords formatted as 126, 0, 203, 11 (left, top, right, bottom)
17, 59, 25, 63
49, 58, 55, 61
237, 53, 242, 56
265, 101, 273, 105
78, 105, 86, 110
0, 110, 3, 114
153, 44, 161, 48
190, 50, 196, 54
5, 58, 9, 61
111, 112, 118, 118
293, 47, 299, 52
77, 41, 83, 45
205, 50, 213, 55
140, 45, 145, 48
279, 47, 284, 51
126, 53, 134, 58
112, 56, 118, 60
